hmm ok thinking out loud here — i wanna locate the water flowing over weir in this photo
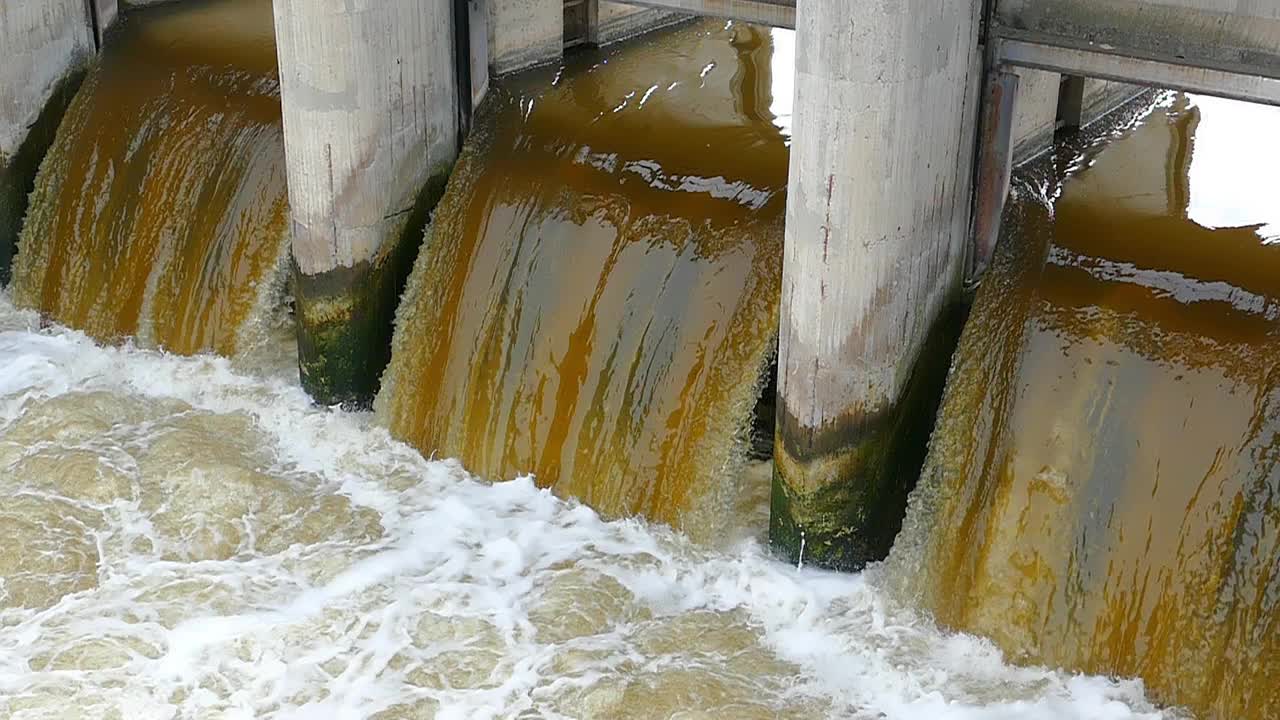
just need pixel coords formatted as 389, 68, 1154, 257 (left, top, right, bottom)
378, 21, 790, 532
888, 94, 1280, 720
0, 2, 1228, 715
10, 0, 289, 356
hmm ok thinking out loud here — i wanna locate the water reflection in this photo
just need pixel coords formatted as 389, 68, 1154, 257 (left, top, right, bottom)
378, 21, 791, 535
767, 27, 794, 139
892, 93, 1280, 720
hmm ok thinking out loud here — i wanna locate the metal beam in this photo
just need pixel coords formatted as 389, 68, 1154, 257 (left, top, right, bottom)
614, 0, 794, 28
999, 38, 1280, 108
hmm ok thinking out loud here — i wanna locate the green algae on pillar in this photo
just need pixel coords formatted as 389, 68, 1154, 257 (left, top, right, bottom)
771, 0, 981, 570
771, 306, 966, 570
272, 0, 460, 407
292, 175, 449, 407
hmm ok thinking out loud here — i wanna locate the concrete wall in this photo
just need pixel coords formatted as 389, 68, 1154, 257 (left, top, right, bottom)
0, 0, 95, 160
489, 0, 562, 74
593, 2, 683, 45
1008, 70, 1144, 164
1009, 69, 1062, 163
488, 0, 692, 75
1081, 77, 1143, 127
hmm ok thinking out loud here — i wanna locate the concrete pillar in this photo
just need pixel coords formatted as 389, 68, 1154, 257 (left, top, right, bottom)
469, 0, 491, 109
0, 0, 97, 285
489, 0, 562, 74
771, 0, 981, 570
1008, 68, 1062, 162
273, 0, 459, 407
1080, 77, 1145, 128
89, 0, 119, 48
1057, 74, 1087, 130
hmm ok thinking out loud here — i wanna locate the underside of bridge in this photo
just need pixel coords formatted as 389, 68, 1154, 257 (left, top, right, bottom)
994, 0, 1280, 106
612, 0, 1280, 107
617, 0, 794, 28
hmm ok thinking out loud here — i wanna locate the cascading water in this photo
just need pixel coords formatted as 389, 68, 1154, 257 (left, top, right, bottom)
888, 93, 1280, 720
377, 21, 791, 534
10, 0, 289, 356
0, 0, 1270, 714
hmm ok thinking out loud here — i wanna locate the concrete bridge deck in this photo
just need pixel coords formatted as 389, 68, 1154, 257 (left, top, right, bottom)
622, 0, 1280, 105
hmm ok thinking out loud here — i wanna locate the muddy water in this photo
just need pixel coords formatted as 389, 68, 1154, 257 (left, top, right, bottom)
891, 94, 1280, 720
10, 0, 289, 356
0, 291, 1174, 718
0, 10, 1175, 711
377, 21, 790, 535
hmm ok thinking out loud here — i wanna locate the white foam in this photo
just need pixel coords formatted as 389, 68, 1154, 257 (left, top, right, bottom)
0, 294, 1173, 719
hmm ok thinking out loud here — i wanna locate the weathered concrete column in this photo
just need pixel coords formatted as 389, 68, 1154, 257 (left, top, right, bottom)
0, 0, 100, 285
771, 0, 981, 570
468, 0, 492, 109
273, 0, 459, 406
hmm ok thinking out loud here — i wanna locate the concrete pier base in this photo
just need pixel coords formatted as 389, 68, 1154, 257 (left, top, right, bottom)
771, 0, 981, 570
273, 0, 459, 407
0, 0, 100, 285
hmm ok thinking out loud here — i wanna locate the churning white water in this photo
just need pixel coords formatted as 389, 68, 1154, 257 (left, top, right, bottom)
0, 293, 1172, 719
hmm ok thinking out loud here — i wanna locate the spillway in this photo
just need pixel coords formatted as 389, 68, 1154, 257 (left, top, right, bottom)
377, 20, 791, 533
10, 0, 288, 356
889, 93, 1280, 720
0, 0, 1275, 713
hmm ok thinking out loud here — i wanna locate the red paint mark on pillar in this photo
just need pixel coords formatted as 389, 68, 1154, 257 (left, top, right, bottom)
822, 174, 835, 263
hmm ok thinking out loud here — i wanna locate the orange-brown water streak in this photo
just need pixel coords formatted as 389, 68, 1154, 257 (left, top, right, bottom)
377, 21, 790, 532
11, 0, 288, 356
889, 94, 1280, 719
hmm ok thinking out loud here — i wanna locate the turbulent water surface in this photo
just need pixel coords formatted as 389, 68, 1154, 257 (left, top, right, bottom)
891, 94, 1280, 720
1, 0, 1270, 715
0, 293, 1172, 719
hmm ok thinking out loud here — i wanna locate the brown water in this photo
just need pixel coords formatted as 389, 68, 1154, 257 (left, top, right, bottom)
0, 3, 1207, 716
377, 20, 790, 533
890, 93, 1280, 719
11, 0, 289, 356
